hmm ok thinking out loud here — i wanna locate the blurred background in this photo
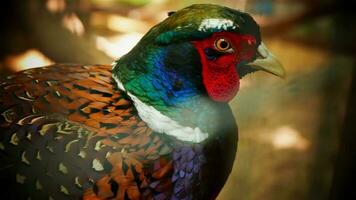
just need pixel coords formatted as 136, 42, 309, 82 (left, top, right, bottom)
0, 0, 355, 199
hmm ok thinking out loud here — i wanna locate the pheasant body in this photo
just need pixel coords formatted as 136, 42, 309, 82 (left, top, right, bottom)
0, 4, 285, 200
0, 64, 237, 199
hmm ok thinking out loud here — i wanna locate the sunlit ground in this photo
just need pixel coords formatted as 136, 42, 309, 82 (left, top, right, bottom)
4, 49, 53, 71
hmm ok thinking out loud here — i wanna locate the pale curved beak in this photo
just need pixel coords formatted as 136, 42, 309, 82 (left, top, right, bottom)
247, 42, 286, 78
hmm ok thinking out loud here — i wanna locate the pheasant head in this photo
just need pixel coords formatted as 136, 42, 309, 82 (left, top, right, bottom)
112, 4, 285, 142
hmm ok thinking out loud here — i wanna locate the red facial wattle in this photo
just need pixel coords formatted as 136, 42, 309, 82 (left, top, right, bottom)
192, 32, 257, 102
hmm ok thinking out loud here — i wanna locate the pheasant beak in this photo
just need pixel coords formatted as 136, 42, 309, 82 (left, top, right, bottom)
247, 42, 286, 78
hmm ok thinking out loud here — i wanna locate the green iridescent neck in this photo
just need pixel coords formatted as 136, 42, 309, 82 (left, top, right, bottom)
112, 40, 221, 134
111, 4, 258, 137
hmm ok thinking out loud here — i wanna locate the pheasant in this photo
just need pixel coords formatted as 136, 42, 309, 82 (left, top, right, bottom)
0, 4, 284, 200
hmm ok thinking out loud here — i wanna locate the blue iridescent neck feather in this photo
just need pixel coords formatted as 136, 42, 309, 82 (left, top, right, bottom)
112, 41, 227, 140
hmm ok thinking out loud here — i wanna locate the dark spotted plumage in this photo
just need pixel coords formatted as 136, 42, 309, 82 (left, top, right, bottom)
0, 64, 237, 200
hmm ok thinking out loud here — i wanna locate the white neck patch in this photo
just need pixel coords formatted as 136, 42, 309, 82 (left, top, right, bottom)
112, 75, 209, 143
198, 18, 238, 32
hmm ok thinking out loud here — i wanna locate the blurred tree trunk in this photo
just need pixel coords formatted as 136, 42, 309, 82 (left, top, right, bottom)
329, 0, 356, 199
329, 61, 356, 200
0, 0, 111, 73
26, 0, 112, 64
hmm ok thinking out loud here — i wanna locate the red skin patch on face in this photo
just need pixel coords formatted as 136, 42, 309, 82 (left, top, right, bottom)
192, 32, 256, 102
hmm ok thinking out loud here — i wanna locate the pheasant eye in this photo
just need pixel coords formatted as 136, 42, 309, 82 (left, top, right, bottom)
214, 38, 233, 53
